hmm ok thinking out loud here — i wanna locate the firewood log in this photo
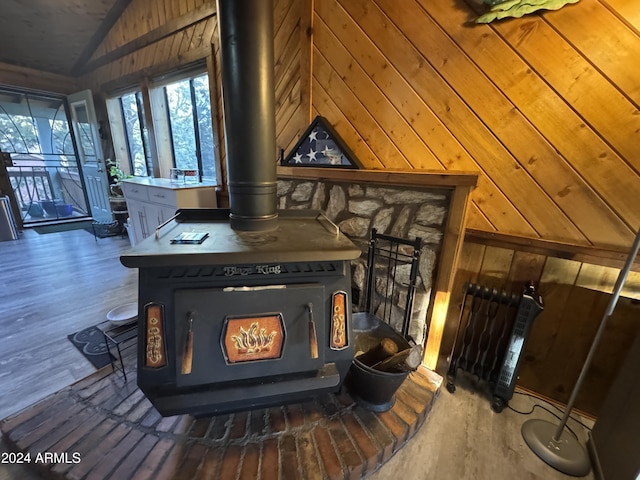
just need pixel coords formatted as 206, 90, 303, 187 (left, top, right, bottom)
372, 344, 422, 372
355, 338, 399, 367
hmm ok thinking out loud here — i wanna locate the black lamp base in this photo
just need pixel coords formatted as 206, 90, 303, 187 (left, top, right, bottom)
522, 419, 591, 477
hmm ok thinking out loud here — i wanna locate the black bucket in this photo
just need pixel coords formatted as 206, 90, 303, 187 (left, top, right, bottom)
348, 312, 412, 412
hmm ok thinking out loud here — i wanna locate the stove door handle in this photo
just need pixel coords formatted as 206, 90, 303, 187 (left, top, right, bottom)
308, 303, 319, 359
181, 312, 195, 375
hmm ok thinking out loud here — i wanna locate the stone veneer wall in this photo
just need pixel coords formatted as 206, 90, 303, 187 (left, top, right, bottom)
277, 178, 450, 346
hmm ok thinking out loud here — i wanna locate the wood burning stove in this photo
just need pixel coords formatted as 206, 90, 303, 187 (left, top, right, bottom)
121, 209, 360, 416
121, 0, 360, 416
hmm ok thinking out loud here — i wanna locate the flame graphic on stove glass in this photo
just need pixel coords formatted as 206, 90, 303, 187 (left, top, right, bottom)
231, 322, 277, 354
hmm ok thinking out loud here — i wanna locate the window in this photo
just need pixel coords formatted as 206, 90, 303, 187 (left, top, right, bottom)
0, 87, 90, 223
106, 90, 151, 177
105, 67, 219, 184
0, 91, 74, 159
163, 73, 216, 181
120, 91, 151, 176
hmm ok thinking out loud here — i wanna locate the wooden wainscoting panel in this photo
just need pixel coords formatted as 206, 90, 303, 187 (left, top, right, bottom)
577, 295, 640, 416
475, 246, 515, 289
449, 237, 640, 416
439, 241, 487, 363
518, 257, 581, 404
576, 263, 640, 299
546, 280, 633, 416
504, 251, 547, 292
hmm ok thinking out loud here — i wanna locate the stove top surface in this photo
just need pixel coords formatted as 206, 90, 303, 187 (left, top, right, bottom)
121, 209, 361, 268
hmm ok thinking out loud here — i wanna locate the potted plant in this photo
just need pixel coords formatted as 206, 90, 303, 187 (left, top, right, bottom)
106, 158, 126, 197
106, 158, 128, 212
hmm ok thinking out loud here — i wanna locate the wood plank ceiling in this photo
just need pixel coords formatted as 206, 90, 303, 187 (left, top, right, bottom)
0, 0, 130, 76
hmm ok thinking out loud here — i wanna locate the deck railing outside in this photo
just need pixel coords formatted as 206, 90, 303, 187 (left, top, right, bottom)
8, 166, 89, 224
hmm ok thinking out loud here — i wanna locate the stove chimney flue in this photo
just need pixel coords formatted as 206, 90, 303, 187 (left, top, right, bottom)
218, 0, 278, 231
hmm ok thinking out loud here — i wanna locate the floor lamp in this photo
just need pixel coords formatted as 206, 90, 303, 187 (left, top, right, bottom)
522, 229, 640, 477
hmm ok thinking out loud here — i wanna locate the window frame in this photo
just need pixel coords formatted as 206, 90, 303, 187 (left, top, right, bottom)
152, 69, 216, 182
104, 63, 221, 186
115, 89, 152, 177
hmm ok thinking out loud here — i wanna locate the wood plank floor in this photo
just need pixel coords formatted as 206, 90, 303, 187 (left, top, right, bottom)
0, 229, 595, 479
0, 229, 138, 421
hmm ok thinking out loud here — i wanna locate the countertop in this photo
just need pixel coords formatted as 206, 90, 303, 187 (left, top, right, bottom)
122, 177, 217, 190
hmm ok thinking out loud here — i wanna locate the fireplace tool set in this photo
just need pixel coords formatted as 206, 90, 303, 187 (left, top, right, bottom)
348, 229, 425, 412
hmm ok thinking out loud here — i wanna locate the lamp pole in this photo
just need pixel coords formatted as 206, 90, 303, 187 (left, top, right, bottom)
521, 229, 640, 477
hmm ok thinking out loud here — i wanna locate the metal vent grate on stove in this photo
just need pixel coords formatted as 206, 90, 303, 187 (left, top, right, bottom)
152, 262, 342, 281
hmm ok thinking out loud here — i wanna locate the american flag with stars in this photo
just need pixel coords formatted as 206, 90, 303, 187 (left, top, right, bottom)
283, 117, 357, 167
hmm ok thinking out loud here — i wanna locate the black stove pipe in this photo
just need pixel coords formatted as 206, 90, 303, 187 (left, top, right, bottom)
217, 0, 278, 231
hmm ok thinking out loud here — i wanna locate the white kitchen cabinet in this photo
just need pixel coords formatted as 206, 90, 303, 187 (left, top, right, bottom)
122, 177, 217, 245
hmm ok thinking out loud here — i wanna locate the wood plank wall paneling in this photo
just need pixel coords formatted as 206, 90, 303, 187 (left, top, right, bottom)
91, 0, 187, 60
3, 0, 638, 253
443, 238, 640, 417
75, 0, 639, 249
311, 0, 639, 251
426, 2, 638, 248
274, 0, 305, 156
544, 1, 640, 150
605, 0, 640, 31
274, 0, 314, 162
317, 0, 564, 237
83, 15, 216, 93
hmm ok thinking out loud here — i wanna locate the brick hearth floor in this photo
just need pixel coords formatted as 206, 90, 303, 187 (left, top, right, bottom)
1, 364, 440, 480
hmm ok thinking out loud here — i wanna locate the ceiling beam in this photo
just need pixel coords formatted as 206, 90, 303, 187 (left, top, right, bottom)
71, 0, 135, 77
76, 3, 217, 77
0, 61, 80, 94
98, 46, 211, 94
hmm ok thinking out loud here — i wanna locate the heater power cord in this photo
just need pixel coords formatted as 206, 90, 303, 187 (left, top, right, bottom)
506, 391, 593, 440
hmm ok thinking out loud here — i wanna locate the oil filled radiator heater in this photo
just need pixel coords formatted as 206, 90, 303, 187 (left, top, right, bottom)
446, 283, 544, 412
